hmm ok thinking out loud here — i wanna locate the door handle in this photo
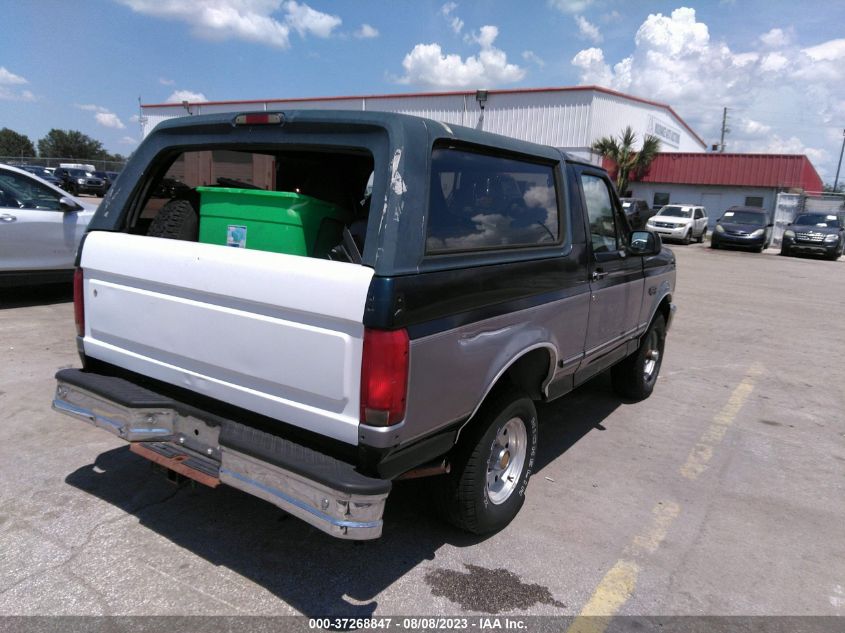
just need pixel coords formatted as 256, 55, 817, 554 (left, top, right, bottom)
591, 270, 607, 281
0, 214, 16, 222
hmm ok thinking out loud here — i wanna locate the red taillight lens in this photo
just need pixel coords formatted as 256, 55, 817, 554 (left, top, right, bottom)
360, 328, 409, 426
73, 268, 84, 337
233, 113, 284, 125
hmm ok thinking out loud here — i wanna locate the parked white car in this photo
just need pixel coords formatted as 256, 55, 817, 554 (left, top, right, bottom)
646, 204, 708, 244
0, 164, 97, 286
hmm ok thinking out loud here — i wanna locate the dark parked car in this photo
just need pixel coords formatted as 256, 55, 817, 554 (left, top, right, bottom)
619, 197, 653, 230
53, 168, 106, 196
780, 213, 844, 260
711, 206, 772, 252
92, 170, 122, 192
7, 164, 63, 188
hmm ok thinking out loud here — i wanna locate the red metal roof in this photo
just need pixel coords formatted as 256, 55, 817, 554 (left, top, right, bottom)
141, 85, 705, 148
607, 152, 823, 191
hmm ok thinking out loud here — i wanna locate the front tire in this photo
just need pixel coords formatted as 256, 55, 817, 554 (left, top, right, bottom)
438, 388, 538, 535
697, 228, 706, 244
611, 314, 666, 401
681, 229, 691, 245
780, 245, 791, 257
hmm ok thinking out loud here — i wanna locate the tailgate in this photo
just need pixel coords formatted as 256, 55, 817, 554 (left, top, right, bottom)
78, 231, 374, 445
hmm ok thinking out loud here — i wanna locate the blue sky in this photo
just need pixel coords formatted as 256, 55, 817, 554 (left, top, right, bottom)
2, 0, 844, 180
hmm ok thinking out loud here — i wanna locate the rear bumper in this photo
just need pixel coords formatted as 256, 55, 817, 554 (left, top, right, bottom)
53, 369, 390, 540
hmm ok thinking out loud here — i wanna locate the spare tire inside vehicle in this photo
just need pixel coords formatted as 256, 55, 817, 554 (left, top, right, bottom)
146, 198, 199, 241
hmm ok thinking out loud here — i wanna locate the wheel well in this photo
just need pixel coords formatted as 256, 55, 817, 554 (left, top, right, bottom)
504, 347, 552, 401
657, 295, 672, 326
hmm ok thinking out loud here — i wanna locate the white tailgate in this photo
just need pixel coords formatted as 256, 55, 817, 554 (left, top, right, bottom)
80, 232, 375, 445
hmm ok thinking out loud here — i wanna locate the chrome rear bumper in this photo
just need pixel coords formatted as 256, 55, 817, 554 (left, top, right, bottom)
53, 377, 388, 540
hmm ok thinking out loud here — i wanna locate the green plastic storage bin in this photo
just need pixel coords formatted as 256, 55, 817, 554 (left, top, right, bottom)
197, 187, 349, 257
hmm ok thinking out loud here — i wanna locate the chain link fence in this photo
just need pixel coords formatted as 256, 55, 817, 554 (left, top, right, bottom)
0, 156, 127, 172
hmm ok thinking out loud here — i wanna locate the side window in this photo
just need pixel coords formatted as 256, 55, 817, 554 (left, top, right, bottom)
581, 174, 619, 254
744, 196, 763, 207
0, 169, 64, 210
653, 192, 670, 209
425, 147, 561, 253
694, 208, 703, 220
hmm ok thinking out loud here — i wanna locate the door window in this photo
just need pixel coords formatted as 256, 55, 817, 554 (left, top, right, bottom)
694, 208, 703, 220
581, 174, 620, 253
0, 169, 64, 210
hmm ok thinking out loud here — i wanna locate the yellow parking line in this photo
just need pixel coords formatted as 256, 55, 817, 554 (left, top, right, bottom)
566, 502, 680, 632
568, 363, 764, 631
680, 362, 764, 480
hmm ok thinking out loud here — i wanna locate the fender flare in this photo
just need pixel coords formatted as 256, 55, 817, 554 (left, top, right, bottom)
454, 342, 557, 444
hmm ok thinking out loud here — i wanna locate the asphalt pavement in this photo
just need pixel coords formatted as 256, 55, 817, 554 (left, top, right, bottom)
0, 244, 843, 620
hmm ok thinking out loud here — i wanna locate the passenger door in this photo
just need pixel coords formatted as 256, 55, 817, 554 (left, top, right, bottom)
0, 169, 91, 272
577, 170, 645, 379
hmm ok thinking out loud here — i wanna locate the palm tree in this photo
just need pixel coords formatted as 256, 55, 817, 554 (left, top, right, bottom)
591, 126, 661, 196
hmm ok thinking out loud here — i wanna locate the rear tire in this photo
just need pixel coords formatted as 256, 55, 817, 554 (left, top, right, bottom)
438, 388, 538, 535
146, 198, 199, 241
612, 314, 666, 401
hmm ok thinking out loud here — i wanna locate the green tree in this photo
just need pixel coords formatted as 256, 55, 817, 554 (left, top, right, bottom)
37, 129, 108, 160
0, 127, 36, 158
592, 126, 661, 196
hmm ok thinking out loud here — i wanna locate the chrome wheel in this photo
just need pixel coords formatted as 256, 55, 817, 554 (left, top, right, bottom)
643, 330, 660, 380
486, 417, 527, 505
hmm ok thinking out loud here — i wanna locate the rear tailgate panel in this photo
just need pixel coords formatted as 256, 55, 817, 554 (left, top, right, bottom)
80, 231, 374, 445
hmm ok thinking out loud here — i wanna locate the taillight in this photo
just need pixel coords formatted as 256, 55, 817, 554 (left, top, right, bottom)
360, 328, 409, 426
233, 113, 284, 126
73, 268, 84, 337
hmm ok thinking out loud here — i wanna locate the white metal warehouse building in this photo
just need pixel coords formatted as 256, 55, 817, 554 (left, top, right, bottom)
139, 85, 707, 161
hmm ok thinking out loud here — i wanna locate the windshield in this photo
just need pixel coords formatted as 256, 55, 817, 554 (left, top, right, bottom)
720, 211, 765, 225
68, 169, 89, 178
657, 206, 691, 218
793, 214, 841, 228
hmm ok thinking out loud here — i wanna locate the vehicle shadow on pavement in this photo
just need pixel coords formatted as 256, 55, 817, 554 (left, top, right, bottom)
62, 375, 621, 617
0, 283, 73, 309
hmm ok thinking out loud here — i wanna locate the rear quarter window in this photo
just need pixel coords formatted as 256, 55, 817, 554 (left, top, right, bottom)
425, 148, 561, 254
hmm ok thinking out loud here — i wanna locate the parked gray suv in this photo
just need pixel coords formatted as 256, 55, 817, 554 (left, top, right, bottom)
52, 110, 676, 538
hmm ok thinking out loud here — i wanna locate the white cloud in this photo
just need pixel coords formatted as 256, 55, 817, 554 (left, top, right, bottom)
548, 0, 593, 14
522, 50, 545, 67
569, 7, 845, 180
159, 77, 176, 85
759, 28, 790, 48
76, 103, 126, 129
575, 15, 602, 43
96, 112, 126, 129
398, 24, 525, 88
119, 0, 342, 48
285, 0, 340, 38
77, 103, 109, 112
440, 2, 464, 34
129, 114, 141, 123
0, 67, 34, 101
601, 10, 621, 23
0, 66, 27, 85
354, 23, 378, 39
166, 89, 208, 103
120, 136, 138, 144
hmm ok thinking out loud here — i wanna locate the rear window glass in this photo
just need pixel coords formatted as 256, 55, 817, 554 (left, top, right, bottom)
426, 148, 560, 253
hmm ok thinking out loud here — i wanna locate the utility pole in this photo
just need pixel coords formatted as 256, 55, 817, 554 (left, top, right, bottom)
719, 107, 729, 153
834, 129, 845, 192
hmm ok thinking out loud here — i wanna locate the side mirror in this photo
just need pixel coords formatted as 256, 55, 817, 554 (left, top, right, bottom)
629, 230, 662, 255
59, 196, 81, 212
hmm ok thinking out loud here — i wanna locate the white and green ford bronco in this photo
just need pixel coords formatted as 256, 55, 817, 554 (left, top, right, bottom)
52, 110, 676, 540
